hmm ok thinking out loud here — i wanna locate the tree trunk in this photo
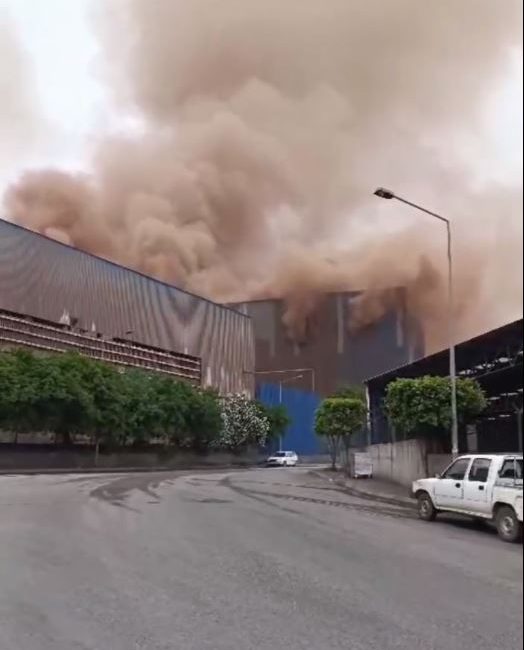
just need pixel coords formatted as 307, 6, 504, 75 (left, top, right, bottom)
342, 437, 351, 476
328, 435, 338, 470
61, 431, 73, 446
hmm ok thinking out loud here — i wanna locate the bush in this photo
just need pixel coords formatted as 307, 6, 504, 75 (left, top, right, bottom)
0, 350, 265, 454
330, 385, 365, 401
0, 350, 222, 450
182, 388, 223, 451
214, 393, 270, 451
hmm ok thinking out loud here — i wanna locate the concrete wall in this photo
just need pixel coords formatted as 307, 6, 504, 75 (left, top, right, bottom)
0, 445, 263, 472
368, 439, 452, 487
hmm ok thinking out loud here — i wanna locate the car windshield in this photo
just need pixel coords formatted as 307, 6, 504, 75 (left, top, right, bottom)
273, 452, 287, 457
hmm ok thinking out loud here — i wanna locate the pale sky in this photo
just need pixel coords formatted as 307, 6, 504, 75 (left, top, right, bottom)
0, 0, 110, 188
1, 0, 522, 194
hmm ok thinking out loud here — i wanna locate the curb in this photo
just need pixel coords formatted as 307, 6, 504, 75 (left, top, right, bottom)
0, 464, 258, 477
0, 461, 327, 477
309, 470, 415, 508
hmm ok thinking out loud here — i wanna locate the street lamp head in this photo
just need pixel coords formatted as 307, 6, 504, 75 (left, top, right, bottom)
374, 187, 395, 200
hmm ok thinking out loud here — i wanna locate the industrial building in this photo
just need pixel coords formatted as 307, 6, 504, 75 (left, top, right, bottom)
0, 219, 254, 394
366, 318, 524, 453
0, 218, 437, 460
232, 292, 424, 397
1, 218, 428, 433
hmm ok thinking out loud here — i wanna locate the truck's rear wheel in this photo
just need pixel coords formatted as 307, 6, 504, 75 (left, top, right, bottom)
495, 506, 523, 543
417, 492, 437, 522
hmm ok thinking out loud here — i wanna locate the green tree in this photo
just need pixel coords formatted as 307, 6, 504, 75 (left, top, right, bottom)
339, 399, 367, 471
24, 353, 97, 444
331, 385, 366, 401
119, 370, 166, 446
0, 351, 107, 443
384, 375, 487, 450
0, 350, 32, 437
0, 349, 258, 458
73, 357, 128, 454
151, 376, 191, 446
117, 372, 221, 451
256, 403, 291, 444
315, 397, 367, 470
183, 388, 222, 451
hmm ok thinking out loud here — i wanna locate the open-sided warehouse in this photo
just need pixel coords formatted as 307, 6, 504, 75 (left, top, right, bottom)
366, 319, 523, 453
0, 219, 254, 394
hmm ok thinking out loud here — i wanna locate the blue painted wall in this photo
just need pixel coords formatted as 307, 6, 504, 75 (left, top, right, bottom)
256, 382, 324, 455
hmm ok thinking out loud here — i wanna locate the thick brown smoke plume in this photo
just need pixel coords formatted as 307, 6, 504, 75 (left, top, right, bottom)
4, 0, 523, 351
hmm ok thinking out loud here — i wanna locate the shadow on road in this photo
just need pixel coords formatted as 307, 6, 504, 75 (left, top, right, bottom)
432, 514, 500, 539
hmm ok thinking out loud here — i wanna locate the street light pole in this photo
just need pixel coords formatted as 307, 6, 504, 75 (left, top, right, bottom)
444, 219, 459, 459
245, 368, 316, 394
279, 380, 283, 451
279, 381, 283, 405
374, 188, 459, 458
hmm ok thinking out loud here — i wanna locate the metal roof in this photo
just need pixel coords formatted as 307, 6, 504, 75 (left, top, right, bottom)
0, 218, 247, 319
365, 318, 523, 386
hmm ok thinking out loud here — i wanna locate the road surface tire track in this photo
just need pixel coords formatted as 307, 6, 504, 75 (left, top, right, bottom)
221, 476, 416, 520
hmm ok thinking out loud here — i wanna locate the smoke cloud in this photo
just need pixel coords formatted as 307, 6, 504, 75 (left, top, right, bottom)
3, 0, 523, 351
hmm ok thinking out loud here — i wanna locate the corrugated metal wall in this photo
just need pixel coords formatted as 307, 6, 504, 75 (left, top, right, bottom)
233, 293, 423, 397
0, 219, 254, 394
256, 382, 323, 455
366, 318, 524, 449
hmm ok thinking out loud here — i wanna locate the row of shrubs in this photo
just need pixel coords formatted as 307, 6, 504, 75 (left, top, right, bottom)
1, 348, 487, 460
0, 350, 289, 451
315, 378, 487, 468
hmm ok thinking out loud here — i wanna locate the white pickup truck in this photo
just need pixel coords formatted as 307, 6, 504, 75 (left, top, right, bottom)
412, 453, 523, 543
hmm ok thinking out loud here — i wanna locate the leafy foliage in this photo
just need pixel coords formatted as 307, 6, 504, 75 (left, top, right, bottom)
182, 388, 223, 451
0, 349, 258, 452
330, 385, 366, 401
315, 397, 367, 469
214, 393, 270, 450
384, 375, 487, 440
256, 403, 291, 442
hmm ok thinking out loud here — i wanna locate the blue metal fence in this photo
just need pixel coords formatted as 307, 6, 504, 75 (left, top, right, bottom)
256, 382, 324, 456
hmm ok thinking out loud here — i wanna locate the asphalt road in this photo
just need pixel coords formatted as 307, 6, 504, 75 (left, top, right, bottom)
0, 468, 522, 650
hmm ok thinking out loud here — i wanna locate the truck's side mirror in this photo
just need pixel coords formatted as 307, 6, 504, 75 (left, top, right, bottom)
435, 473, 441, 479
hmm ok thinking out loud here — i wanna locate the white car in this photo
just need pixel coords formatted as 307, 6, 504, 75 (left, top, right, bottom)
266, 451, 299, 467
412, 453, 523, 543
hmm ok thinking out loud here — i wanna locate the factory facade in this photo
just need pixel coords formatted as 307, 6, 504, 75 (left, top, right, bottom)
1, 219, 424, 402
0, 219, 254, 394
232, 292, 424, 397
